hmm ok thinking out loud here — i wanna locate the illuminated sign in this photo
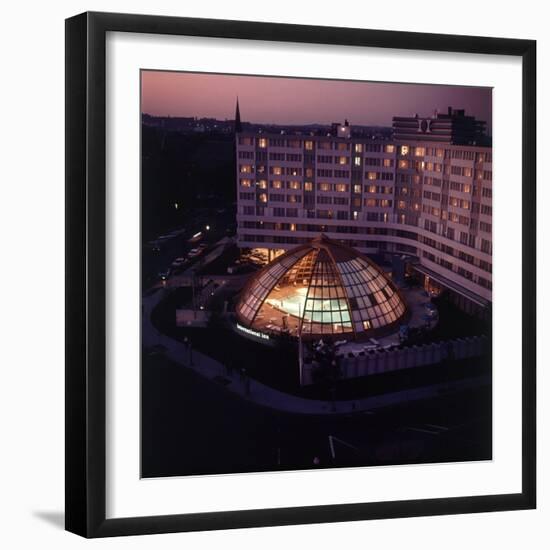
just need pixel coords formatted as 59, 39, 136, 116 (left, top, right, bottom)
236, 323, 270, 340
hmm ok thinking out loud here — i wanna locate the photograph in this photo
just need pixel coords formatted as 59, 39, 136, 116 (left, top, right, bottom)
140, 71, 494, 479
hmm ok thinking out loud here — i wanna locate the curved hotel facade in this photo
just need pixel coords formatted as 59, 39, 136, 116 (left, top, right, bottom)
236, 111, 492, 315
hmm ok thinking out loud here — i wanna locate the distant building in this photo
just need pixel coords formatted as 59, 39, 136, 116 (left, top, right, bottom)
235, 109, 493, 316
392, 107, 488, 145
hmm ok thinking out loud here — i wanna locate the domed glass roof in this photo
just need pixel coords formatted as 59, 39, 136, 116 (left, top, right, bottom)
236, 235, 407, 340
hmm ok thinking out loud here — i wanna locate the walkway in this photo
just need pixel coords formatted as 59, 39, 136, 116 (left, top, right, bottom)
143, 288, 490, 416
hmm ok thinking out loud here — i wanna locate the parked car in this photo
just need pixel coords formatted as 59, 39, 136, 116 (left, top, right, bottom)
187, 248, 202, 258
171, 257, 186, 268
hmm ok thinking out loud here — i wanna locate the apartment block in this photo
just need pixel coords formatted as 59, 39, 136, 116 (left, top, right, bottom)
235, 120, 492, 314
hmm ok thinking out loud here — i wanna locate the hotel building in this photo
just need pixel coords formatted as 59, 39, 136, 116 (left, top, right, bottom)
235, 111, 492, 316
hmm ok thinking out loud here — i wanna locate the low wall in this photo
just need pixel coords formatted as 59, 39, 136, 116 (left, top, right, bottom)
301, 335, 488, 385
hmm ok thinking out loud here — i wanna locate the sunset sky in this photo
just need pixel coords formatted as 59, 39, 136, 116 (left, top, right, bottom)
141, 70, 492, 131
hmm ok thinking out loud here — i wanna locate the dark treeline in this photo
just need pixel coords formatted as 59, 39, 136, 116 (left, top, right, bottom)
141, 125, 235, 241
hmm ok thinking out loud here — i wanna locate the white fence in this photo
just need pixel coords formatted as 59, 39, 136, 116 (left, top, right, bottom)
302, 335, 488, 385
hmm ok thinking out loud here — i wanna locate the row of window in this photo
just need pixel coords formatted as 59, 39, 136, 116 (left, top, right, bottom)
240, 219, 490, 257
239, 136, 491, 162
240, 164, 492, 183
240, 179, 396, 194
240, 221, 422, 238
421, 251, 492, 289
241, 197, 491, 239
316, 169, 351, 178
238, 136, 397, 153
242, 191, 395, 208
241, 178, 492, 222
418, 235, 492, 272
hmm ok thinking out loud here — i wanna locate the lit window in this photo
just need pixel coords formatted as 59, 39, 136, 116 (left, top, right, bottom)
289, 181, 301, 190
464, 184, 471, 193
258, 138, 267, 148
354, 156, 361, 166
319, 183, 331, 192
383, 158, 392, 167
352, 211, 359, 220
353, 184, 362, 194
240, 165, 252, 173
367, 172, 377, 180
363, 320, 371, 330
273, 166, 282, 175
338, 156, 348, 165
398, 160, 408, 169
259, 193, 268, 203
398, 201, 406, 209
400, 145, 409, 156
355, 143, 363, 153
290, 223, 296, 231
305, 140, 313, 150
272, 180, 282, 189
385, 144, 395, 153
336, 184, 348, 192
240, 179, 252, 187
304, 182, 313, 191
368, 185, 377, 193
414, 147, 426, 157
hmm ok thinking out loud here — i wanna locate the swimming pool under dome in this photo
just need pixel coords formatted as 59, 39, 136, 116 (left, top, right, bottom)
235, 235, 408, 341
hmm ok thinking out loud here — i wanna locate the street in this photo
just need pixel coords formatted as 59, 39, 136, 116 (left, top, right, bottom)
141, 351, 492, 478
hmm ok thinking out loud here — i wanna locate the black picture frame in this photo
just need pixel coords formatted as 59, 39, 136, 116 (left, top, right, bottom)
65, 11, 536, 538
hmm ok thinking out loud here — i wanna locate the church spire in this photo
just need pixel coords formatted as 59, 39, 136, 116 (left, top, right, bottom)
235, 97, 242, 133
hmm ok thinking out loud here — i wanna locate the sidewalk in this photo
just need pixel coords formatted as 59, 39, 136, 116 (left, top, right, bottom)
143, 288, 490, 416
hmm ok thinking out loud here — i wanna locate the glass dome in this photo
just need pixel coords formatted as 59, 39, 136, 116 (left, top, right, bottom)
236, 235, 407, 340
